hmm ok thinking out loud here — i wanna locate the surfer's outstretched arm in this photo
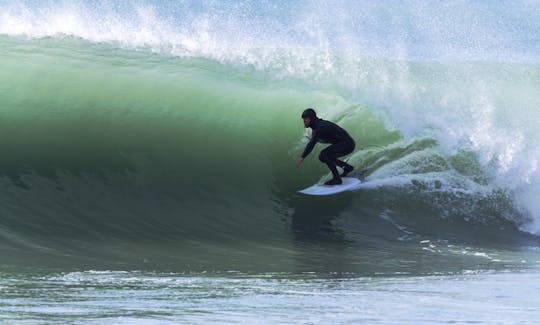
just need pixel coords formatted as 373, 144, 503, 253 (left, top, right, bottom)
296, 130, 319, 168
302, 130, 319, 158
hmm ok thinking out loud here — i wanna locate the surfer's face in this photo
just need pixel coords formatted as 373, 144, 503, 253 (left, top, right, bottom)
303, 117, 310, 128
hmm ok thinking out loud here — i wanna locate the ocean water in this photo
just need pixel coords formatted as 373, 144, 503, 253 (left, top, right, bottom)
1, 0, 540, 323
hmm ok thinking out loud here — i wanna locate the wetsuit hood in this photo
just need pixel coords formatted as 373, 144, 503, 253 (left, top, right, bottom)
301, 108, 319, 128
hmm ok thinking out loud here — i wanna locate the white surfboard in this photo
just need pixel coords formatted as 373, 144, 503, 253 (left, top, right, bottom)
299, 177, 362, 195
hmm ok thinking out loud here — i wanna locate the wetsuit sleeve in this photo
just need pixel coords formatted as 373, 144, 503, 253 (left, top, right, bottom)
301, 130, 319, 158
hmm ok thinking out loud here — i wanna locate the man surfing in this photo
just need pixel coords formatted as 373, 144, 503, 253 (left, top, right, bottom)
295, 108, 356, 185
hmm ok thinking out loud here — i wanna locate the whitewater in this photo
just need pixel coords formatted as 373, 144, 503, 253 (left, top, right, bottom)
1, 0, 540, 323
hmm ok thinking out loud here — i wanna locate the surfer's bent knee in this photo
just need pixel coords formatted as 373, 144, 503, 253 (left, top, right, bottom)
319, 151, 330, 163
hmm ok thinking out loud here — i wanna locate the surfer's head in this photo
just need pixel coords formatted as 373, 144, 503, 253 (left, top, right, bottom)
301, 108, 317, 128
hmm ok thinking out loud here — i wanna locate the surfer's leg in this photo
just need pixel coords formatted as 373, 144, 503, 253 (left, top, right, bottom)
319, 152, 340, 177
320, 140, 356, 182
339, 162, 354, 177
335, 159, 350, 168
321, 141, 355, 177
319, 145, 342, 183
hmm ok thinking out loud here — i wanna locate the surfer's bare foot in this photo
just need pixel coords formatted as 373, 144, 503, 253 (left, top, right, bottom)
340, 164, 354, 177
324, 177, 342, 185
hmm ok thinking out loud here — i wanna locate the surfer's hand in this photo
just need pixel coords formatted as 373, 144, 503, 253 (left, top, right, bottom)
295, 158, 304, 168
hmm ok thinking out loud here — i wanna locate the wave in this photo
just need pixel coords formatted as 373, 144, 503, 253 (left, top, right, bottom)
0, 1, 539, 269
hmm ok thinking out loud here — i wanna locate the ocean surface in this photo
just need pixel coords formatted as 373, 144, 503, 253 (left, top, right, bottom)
1, 0, 540, 323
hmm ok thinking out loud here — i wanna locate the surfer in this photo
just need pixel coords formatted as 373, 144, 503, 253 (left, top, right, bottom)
295, 108, 355, 185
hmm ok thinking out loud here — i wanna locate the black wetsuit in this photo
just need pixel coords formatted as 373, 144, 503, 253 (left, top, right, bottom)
301, 118, 355, 178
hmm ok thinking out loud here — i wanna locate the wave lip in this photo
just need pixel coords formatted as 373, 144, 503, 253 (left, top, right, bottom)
1, 1, 539, 62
